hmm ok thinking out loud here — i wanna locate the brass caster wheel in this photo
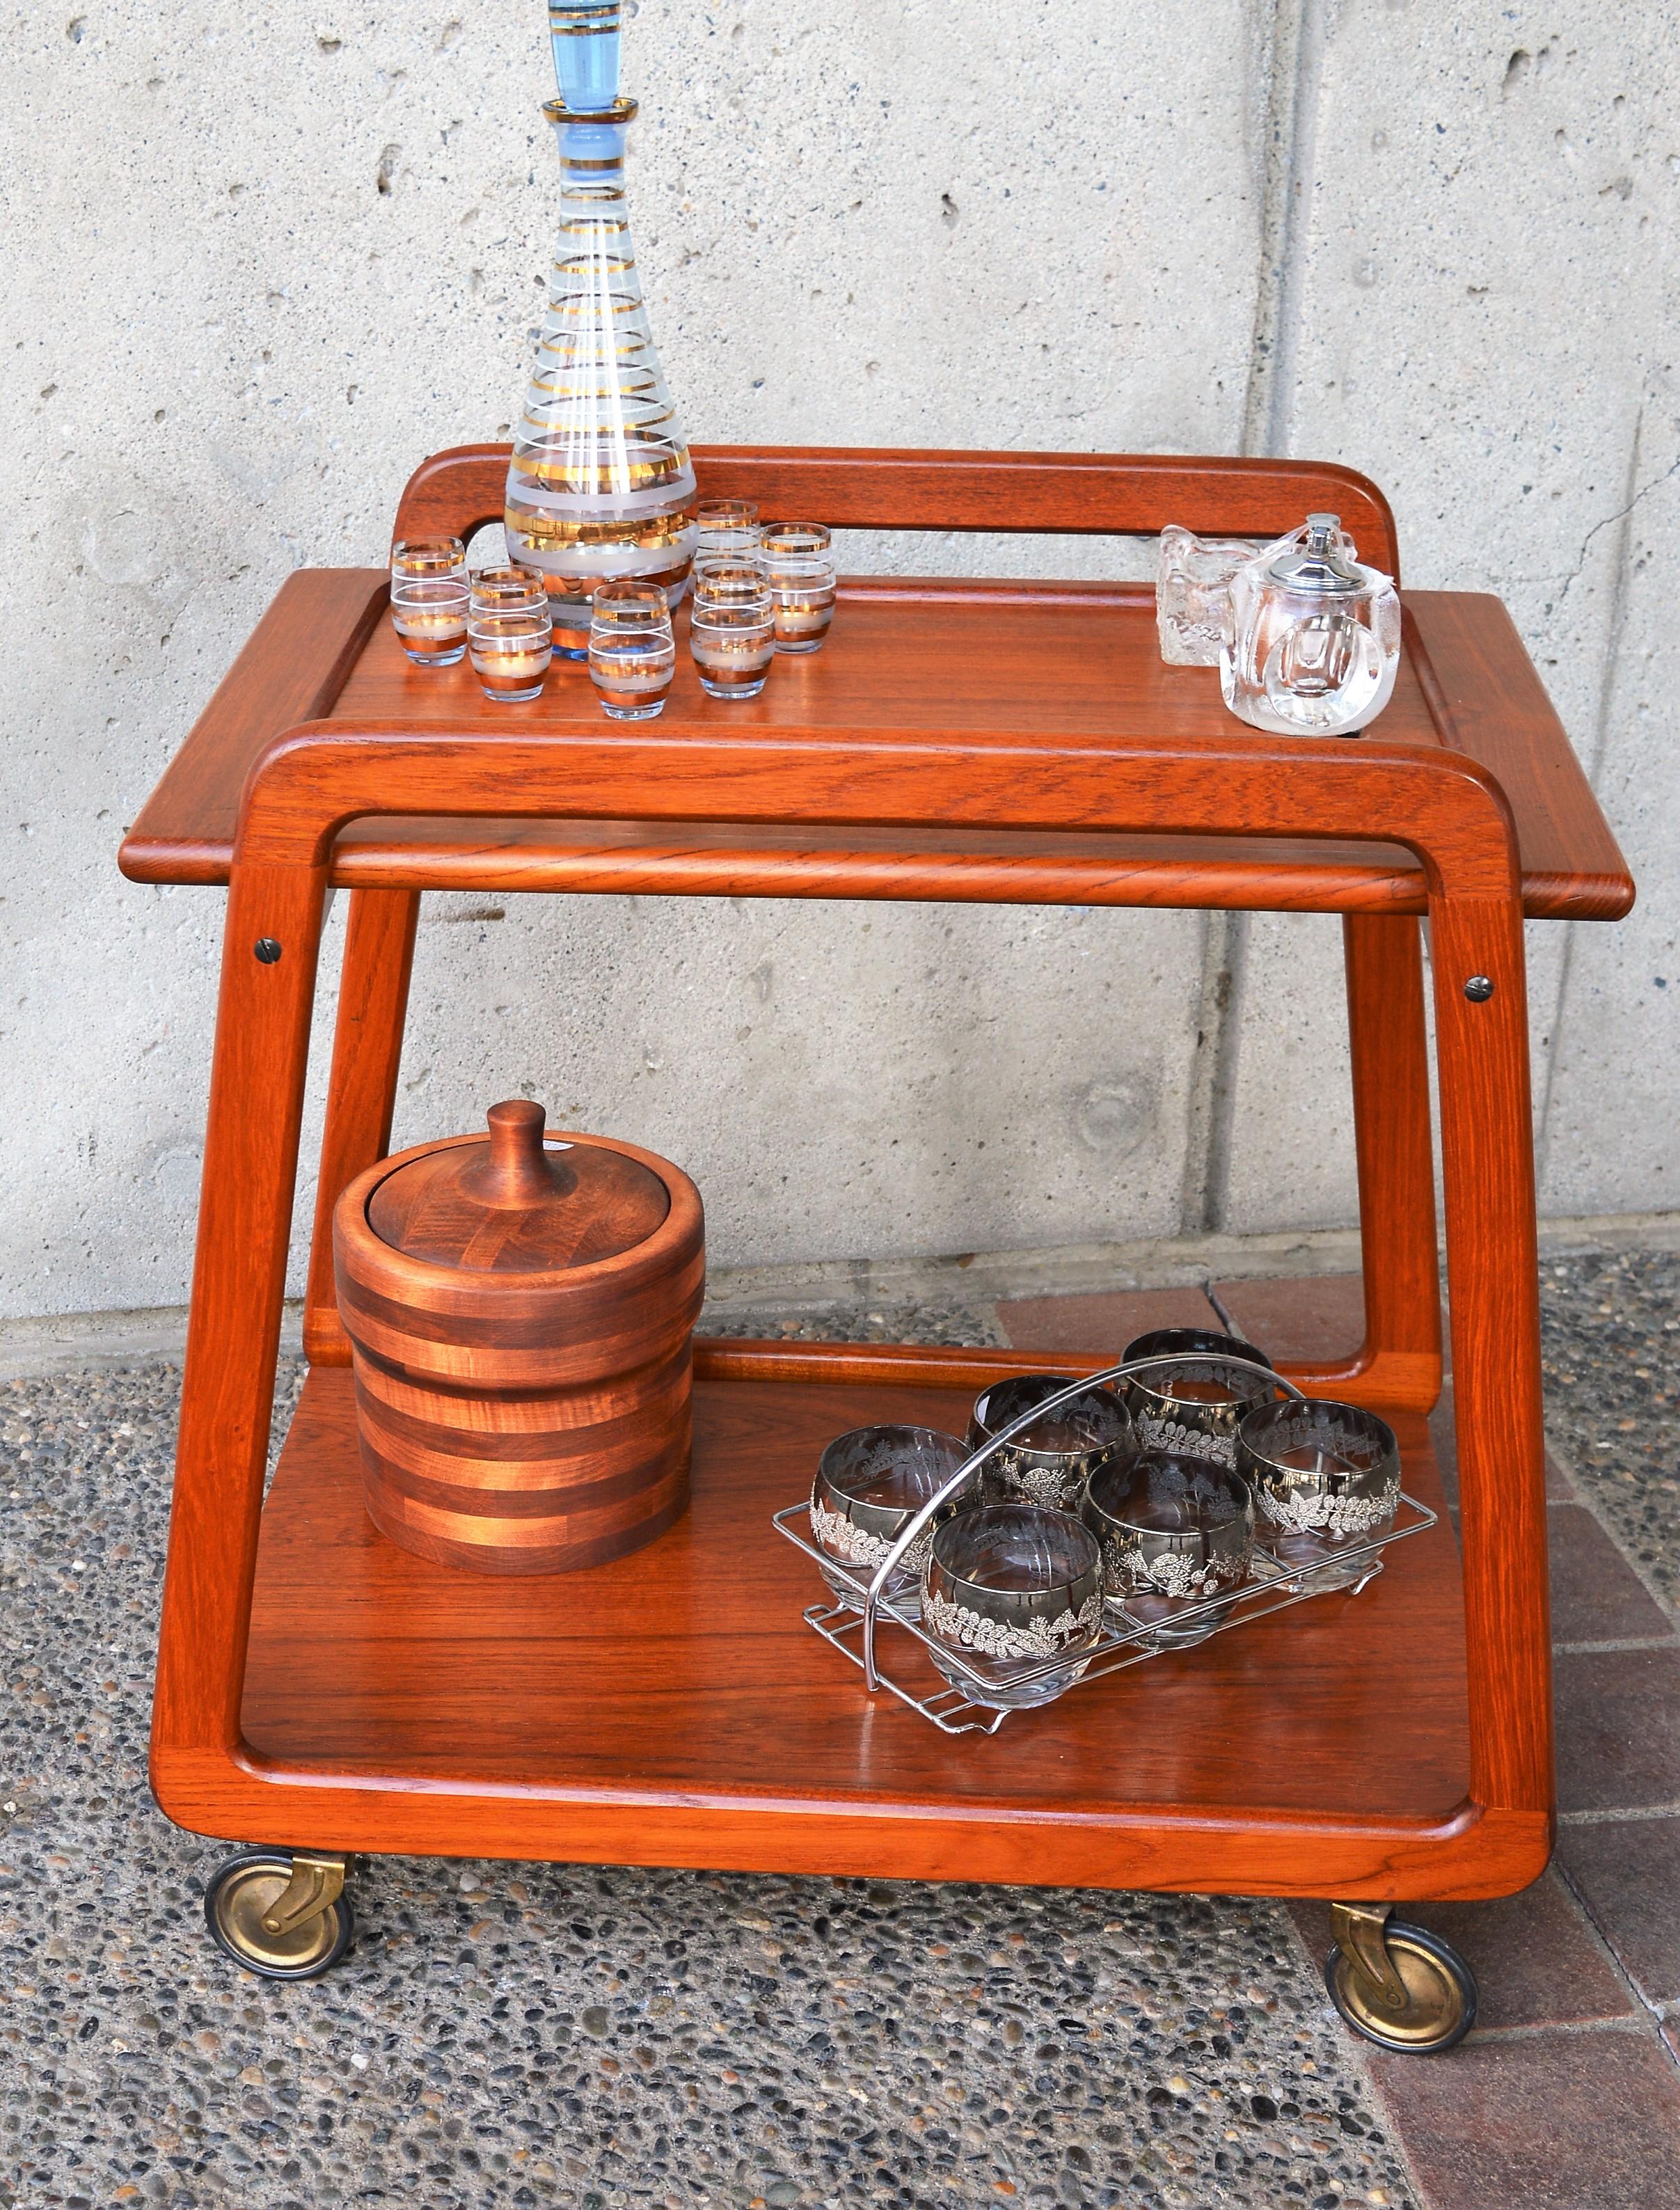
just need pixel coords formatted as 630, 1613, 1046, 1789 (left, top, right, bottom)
1325, 1903, 1475, 2054
204, 1849, 354, 1981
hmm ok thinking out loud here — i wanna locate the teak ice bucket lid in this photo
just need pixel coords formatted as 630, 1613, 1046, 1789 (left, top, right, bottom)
366, 1099, 669, 1273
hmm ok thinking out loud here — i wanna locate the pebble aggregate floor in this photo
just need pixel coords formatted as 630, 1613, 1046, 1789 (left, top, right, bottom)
0, 1252, 1670, 2209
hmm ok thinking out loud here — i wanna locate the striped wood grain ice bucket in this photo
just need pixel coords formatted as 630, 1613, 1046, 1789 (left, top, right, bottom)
333, 1100, 704, 1574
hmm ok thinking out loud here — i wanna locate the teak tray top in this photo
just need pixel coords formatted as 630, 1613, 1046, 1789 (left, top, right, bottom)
120, 448, 1631, 924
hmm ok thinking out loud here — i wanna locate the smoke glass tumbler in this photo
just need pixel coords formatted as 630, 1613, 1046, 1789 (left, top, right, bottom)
921, 1506, 1104, 1711
1081, 1450, 1254, 1650
1237, 1397, 1400, 1590
1120, 1328, 1279, 1468
809, 1423, 975, 1618
966, 1374, 1134, 1513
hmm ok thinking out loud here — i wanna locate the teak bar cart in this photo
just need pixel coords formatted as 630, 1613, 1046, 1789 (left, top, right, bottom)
120, 444, 1634, 2047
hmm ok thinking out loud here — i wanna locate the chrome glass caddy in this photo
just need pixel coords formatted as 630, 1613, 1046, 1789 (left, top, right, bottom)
771, 1354, 1437, 1736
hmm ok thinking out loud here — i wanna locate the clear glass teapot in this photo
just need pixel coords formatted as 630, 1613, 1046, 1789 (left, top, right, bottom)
1221, 514, 1401, 736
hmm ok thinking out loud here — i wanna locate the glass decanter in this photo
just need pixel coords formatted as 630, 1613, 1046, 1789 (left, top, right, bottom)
1221, 514, 1401, 736
504, 3, 698, 658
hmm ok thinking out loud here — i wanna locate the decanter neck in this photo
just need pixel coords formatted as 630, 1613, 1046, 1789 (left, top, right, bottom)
544, 95, 635, 187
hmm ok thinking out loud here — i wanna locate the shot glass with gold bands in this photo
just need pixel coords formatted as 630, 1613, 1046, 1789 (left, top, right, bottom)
690, 560, 775, 700
694, 498, 761, 563
468, 603, 554, 702
588, 580, 676, 721
390, 576, 470, 666
391, 537, 467, 585
763, 523, 837, 654
469, 563, 547, 613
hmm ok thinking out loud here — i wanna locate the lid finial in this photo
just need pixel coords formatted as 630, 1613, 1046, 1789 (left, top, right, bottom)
480, 1098, 557, 1207
365, 1100, 669, 1271
1265, 514, 1368, 597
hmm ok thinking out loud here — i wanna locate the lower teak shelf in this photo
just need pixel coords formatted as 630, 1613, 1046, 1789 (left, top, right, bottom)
148, 1362, 1536, 1900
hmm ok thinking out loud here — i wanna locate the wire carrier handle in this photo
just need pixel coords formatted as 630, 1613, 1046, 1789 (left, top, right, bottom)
860, 1352, 1303, 1689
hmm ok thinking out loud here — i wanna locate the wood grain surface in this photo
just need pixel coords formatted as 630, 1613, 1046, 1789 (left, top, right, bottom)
397, 441, 1405, 578
365, 1103, 669, 1272
224, 719, 1532, 899
118, 575, 1632, 921
248, 1370, 1459, 1815
334, 1126, 704, 1574
171, 1361, 1551, 1898
122, 569, 386, 883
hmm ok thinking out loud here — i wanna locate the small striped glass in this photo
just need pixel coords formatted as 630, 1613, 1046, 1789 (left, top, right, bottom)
589, 581, 676, 720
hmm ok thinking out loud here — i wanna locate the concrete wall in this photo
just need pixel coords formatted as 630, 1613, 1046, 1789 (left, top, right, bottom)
2, 0, 1674, 1320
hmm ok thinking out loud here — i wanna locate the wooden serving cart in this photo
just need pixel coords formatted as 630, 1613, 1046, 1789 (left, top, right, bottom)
119, 445, 1633, 2046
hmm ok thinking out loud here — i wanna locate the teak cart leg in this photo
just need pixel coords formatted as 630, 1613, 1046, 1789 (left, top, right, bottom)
150, 859, 343, 1849
1323, 898, 1549, 2042
301, 887, 420, 1366
1421, 891, 1553, 1846
1335, 913, 1443, 1410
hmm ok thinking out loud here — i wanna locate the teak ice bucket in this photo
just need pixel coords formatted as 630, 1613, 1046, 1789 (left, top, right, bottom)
333, 1100, 704, 1574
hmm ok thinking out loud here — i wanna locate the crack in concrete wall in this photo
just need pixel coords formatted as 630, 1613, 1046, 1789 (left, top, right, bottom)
1180, 0, 1330, 1236
1242, 0, 1332, 459
1548, 443, 1680, 617
1535, 404, 1647, 1185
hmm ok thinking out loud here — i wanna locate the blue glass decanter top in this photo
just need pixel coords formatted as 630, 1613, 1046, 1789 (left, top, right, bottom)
505, 2, 698, 656
548, 0, 623, 111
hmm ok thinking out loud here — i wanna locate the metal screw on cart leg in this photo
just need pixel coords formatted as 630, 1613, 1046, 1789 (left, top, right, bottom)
204, 1849, 354, 1980
253, 937, 283, 964
1463, 974, 1494, 1001
1324, 1902, 1476, 2053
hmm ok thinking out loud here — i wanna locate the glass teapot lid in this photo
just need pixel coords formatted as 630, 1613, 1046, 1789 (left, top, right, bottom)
1261, 514, 1371, 598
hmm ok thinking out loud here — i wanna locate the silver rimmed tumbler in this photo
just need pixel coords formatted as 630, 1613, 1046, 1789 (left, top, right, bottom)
1120, 1327, 1279, 1467
1236, 1397, 1400, 1590
921, 1505, 1104, 1711
810, 1425, 974, 1618
1081, 1449, 1255, 1650
967, 1374, 1134, 1513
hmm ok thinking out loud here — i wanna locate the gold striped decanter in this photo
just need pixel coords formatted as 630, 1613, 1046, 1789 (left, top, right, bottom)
504, 3, 698, 658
